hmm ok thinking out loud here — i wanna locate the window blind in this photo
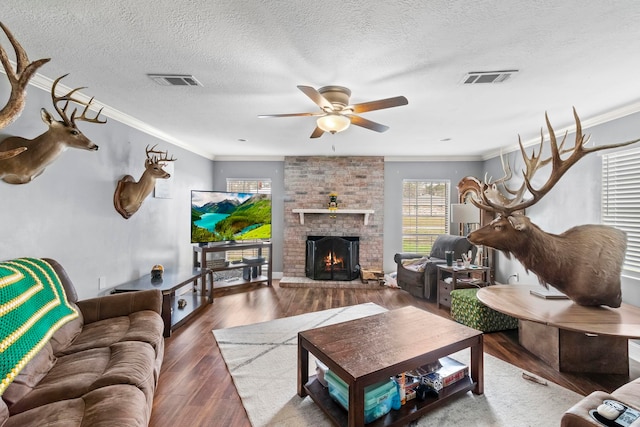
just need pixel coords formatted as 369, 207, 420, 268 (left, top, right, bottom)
226, 179, 271, 194
225, 179, 272, 260
402, 180, 450, 253
602, 147, 640, 275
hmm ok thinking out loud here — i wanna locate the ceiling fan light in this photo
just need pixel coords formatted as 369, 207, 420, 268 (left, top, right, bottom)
317, 113, 351, 134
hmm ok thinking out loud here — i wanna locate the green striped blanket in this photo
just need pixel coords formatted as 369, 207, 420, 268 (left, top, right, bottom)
0, 258, 78, 395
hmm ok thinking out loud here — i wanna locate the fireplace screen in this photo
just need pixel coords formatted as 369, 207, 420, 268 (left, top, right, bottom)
306, 236, 360, 281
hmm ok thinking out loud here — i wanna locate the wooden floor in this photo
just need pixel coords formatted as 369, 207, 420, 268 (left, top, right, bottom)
150, 282, 639, 427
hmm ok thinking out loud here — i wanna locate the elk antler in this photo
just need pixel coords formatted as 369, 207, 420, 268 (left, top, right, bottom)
51, 74, 106, 127
0, 22, 51, 129
473, 108, 640, 215
145, 144, 176, 165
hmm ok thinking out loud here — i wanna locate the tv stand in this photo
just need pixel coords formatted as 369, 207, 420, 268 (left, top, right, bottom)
193, 241, 272, 297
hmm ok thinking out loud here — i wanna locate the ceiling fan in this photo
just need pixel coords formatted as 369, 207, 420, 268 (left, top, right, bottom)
258, 85, 408, 138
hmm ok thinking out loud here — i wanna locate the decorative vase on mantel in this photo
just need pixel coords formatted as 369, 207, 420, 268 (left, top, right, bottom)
328, 192, 339, 218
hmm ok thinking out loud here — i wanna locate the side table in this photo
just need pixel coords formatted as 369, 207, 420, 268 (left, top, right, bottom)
437, 264, 492, 309
113, 266, 213, 337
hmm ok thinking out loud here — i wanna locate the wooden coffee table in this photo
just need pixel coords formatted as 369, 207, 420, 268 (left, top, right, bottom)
297, 306, 483, 427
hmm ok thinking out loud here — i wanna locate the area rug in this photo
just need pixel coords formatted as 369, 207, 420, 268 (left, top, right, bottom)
212, 303, 582, 426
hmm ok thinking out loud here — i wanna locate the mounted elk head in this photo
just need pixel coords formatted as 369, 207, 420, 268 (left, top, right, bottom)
0, 74, 106, 184
0, 22, 51, 129
114, 145, 176, 219
468, 108, 640, 308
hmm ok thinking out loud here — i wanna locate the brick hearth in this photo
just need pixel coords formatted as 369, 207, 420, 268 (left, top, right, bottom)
283, 156, 384, 279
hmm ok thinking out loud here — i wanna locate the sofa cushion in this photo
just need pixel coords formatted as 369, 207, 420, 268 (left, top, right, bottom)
49, 301, 84, 355
7, 341, 157, 415
2, 343, 56, 407
91, 341, 158, 407
4, 385, 150, 427
54, 311, 164, 357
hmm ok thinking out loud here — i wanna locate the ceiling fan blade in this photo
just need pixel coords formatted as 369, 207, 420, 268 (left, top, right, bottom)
349, 96, 408, 113
297, 85, 333, 110
258, 112, 323, 118
310, 126, 325, 138
348, 115, 389, 133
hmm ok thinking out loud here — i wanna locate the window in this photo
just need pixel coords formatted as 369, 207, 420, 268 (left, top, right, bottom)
225, 178, 272, 261
602, 147, 640, 276
402, 180, 450, 253
226, 179, 271, 194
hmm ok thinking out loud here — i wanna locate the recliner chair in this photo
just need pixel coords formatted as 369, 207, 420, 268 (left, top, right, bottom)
394, 235, 477, 299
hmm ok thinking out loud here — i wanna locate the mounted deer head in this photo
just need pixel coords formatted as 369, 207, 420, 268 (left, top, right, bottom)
113, 145, 176, 219
0, 74, 106, 184
0, 22, 51, 129
468, 108, 640, 308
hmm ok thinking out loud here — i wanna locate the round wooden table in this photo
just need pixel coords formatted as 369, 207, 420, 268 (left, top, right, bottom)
477, 285, 640, 374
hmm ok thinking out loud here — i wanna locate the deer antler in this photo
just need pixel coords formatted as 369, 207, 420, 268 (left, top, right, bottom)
473, 108, 640, 215
145, 144, 176, 165
71, 96, 106, 125
0, 147, 26, 160
0, 22, 51, 129
51, 74, 106, 127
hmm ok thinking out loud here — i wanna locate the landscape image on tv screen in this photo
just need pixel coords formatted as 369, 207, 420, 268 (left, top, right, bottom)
191, 191, 271, 243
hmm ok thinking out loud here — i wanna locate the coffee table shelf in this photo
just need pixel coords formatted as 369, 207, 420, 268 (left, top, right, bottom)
304, 375, 476, 427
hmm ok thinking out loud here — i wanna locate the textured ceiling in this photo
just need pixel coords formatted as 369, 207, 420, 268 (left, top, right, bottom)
1, 1, 640, 160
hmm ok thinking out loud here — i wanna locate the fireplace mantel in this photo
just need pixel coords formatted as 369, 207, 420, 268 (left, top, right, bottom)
292, 208, 375, 225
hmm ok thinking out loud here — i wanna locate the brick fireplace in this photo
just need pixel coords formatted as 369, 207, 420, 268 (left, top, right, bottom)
283, 156, 384, 280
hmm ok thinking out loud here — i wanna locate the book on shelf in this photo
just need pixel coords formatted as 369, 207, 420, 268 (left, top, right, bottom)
456, 277, 481, 284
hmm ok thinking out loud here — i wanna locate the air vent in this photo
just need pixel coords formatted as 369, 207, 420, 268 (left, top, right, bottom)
462, 70, 518, 84
147, 74, 203, 87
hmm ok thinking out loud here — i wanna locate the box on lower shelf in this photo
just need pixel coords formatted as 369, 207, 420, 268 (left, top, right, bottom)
325, 369, 401, 424
207, 259, 228, 268
407, 356, 468, 393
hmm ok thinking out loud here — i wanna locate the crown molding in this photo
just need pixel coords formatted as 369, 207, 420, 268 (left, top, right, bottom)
384, 155, 484, 162
24, 73, 216, 160
481, 101, 640, 161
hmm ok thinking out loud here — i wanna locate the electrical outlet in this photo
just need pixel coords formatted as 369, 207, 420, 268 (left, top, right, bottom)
98, 276, 107, 290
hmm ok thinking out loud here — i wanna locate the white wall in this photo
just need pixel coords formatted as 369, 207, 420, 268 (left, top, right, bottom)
0, 82, 214, 299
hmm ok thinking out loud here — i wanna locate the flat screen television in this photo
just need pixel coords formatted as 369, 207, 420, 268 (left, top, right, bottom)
191, 190, 272, 244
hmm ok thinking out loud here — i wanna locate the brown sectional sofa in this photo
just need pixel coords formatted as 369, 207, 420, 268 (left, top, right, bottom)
1, 258, 164, 427
561, 378, 640, 426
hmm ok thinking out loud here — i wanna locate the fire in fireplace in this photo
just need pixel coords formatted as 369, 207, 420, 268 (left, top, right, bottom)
306, 236, 360, 281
